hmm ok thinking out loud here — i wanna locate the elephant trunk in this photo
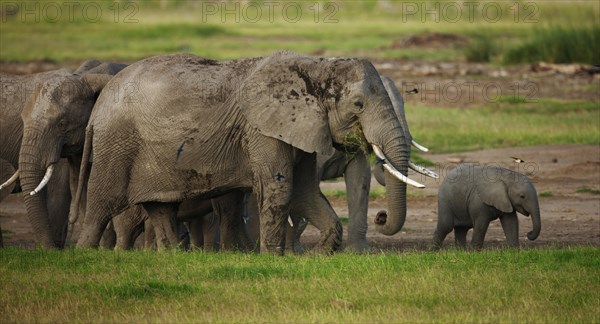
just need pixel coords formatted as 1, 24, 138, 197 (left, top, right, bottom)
375, 139, 409, 236
527, 202, 541, 241
362, 110, 411, 236
18, 141, 58, 248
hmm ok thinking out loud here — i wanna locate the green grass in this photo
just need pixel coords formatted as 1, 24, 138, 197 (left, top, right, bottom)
576, 187, 600, 195
0, 1, 597, 63
0, 247, 598, 322
407, 98, 600, 153
322, 189, 347, 199
504, 24, 600, 65
540, 191, 554, 197
464, 35, 496, 63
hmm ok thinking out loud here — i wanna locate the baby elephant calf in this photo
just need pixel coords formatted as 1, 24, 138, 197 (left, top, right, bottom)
433, 164, 541, 249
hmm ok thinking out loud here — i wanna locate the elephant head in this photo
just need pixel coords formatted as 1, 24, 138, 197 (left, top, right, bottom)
238, 54, 423, 236
17, 63, 124, 247
475, 167, 541, 241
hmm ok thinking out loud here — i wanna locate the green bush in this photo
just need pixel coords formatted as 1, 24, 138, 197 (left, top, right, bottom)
504, 25, 600, 64
465, 36, 496, 62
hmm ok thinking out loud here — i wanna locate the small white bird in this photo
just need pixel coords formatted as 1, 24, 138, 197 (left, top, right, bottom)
511, 156, 525, 163
405, 88, 418, 94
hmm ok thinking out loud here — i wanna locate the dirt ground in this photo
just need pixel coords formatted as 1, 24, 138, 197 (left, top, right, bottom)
0, 58, 598, 251
2, 144, 598, 251
317, 144, 600, 251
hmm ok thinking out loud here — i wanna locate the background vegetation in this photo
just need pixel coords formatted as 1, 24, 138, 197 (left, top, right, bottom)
0, 1, 598, 63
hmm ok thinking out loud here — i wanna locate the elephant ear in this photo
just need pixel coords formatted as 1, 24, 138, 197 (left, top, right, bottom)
238, 54, 334, 156
81, 73, 114, 95
74, 59, 102, 74
475, 179, 513, 213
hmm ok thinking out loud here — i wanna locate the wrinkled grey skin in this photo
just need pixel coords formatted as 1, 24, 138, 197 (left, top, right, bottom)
1, 68, 75, 248
433, 164, 541, 249
75, 52, 411, 254
0, 159, 17, 247
264, 76, 416, 253
17, 60, 127, 248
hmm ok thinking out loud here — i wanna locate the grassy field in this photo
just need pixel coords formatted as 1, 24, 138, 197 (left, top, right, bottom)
407, 98, 600, 153
0, 1, 597, 63
1, 2, 598, 322
0, 247, 598, 323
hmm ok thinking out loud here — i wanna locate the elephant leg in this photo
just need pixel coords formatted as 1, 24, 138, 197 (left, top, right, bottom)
291, 192, 342, 254
77, 191, 115, 248
144, 220, 156, 250
432, 206, 453, 250
114, 207, 146, 250
471, 216, 491, 250
248, 139, 295, 255
291, 155, 342, 254
186, 218, 204, 250
344, 151, 371, 252
202, 212, 220, 251
99, 221, 117, 249
212, 191, 245, 251
242, 193, 260, 253
142, 202, 179, 250
500, 212, 519, 248
46, 159, 71, 248
77, 156, 130, 248
454, 226, 469, 249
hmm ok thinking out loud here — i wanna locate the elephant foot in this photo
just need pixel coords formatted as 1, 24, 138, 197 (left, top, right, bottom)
288, 241, 306, 254
345, 240, 373, 253
314, 222, 343, 254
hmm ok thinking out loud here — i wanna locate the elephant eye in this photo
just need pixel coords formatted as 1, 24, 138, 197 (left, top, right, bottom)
520, 194, 526, 199
354, 101, 364, 109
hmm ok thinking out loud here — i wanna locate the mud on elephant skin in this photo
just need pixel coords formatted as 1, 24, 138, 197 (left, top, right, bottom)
75, 52, 422, 254
12, 60, 127, 248
433, 164, 541, 250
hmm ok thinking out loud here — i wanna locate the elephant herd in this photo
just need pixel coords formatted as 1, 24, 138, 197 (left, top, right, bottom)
0, 51, 540, 253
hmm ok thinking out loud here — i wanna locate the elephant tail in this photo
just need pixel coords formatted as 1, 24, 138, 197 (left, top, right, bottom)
69, 125, 94, 225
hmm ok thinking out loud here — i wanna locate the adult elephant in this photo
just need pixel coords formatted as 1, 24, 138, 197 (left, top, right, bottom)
4, 61, 126, 248
1, 67, 75, 248
74, 52, 424, 254
247, 76, 436, 253
316, 76, 435, 251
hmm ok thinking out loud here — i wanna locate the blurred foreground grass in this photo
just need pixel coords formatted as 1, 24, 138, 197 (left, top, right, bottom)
0, 1, 598, 63
0, 247, 598, 323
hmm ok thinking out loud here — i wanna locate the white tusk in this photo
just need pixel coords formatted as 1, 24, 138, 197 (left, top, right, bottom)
288, 216, 293, 227
409, 161, 439, 179
30, 164, 55, 196
411, 140, 429, 152
0, 169, 19, 190
372, 145, 425, 188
